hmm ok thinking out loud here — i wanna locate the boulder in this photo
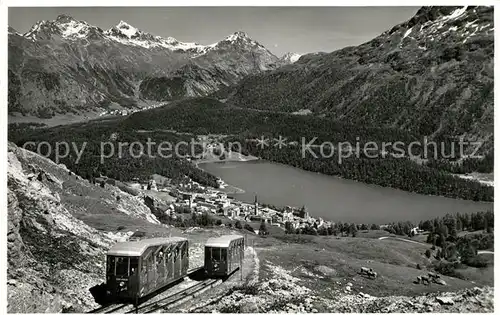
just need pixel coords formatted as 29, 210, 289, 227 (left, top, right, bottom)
240, 302, 259, 313
435, 279, 447, 286
436, 296, 454, 305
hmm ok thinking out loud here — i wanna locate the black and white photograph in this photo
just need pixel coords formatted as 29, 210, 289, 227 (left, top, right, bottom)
5, 2, 496, 313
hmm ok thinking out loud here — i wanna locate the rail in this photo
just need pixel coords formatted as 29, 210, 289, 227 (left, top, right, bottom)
128, 279, 221, 313
88, 266, 205, 313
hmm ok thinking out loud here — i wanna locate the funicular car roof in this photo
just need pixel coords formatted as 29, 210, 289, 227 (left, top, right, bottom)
205, 235, 243, 248
107, 237, 187, 257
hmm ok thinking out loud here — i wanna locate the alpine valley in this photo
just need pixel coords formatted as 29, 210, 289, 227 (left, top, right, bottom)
9, 6, 494, 201
6, 7, 496, 313
8, 15, 296, 118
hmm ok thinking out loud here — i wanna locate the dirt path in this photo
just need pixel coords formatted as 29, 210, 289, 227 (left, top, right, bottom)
379, 237, 494, 255
378, 236, 428, 246
477, 250, 494, 255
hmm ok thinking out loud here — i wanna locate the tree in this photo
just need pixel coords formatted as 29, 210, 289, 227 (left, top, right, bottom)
284, 221, 294, 234
456, 217, 463, 232
457, 237, 476, 264
443, 214, 457, 239
348, 223, 358, 237
216, 219, 222, 226
198, 212, 212, 226
298, 206, 308, 218
318, 226, 328, 236
244, 223, 255, 233
343, 222, 350, 234
327, 225, 335, 235
337, 221, 344, 234
444, 243, 458, 261
259, 221, 268, 236
425, 249, 432, 258
370, 223, 379, 230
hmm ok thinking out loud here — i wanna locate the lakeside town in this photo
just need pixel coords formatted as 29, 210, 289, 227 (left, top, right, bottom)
95, 170, 344, 235
97, 103, 166, 118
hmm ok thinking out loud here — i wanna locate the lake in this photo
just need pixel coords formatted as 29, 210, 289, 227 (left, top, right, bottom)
200, 160, 493, 224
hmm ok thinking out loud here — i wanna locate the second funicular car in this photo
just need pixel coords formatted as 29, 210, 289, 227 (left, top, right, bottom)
205, 235, 245, 277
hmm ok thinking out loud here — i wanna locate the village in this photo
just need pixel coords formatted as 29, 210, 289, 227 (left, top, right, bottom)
119, 174, 335, 234
97, 103, 165, 117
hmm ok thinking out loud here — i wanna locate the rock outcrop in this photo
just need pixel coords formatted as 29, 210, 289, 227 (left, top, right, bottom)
7, 142, 160, 312
226, 6, 494, 151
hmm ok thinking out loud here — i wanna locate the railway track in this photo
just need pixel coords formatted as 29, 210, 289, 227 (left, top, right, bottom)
88, 303, 128, 314
88, 267, 205, 313
128, 278, 221, 313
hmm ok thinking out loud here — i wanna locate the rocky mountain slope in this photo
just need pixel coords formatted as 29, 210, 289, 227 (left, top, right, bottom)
138, 31, 280, 101
225, 6, 494, 151
187, 253, 493, 313
8, 15, 280, 118
208, 283, 493, 313
7, 141, 494, 312
278, 52, 302, 65
7, 142, 162, 312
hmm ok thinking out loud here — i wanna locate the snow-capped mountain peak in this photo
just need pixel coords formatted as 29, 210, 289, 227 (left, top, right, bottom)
23, 15, 102, 40
16, 15, 272, 57
224, 31, 250, 42
386, 6, 494, 49
103, 21, 207, 52
104, 21, 142, 39
281, 52, 301, 63
114, 20, 139, 38
55, 14, 76, 23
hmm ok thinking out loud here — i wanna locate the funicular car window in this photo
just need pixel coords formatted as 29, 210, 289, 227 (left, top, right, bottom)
221, 248, 227, 261
107, 256, 115, 274
211, 247, 221, 260
130, 257, 138, 276
141, 256, 147, 274
182, 243, 187, 258
116, 257, 129, 276
156, 247, 164, 266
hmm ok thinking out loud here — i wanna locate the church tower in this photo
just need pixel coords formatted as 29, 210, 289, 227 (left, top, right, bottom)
254, 195, 259, 216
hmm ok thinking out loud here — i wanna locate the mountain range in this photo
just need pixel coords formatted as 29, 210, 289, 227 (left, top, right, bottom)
8, 7, 494, 153
8, 15, 297, 117
223, 6, 494, 151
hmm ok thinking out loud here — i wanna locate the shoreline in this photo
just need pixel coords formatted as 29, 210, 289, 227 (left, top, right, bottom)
194, 152, 260, 165
197, 158, 493, 222
195, 152, 259, 195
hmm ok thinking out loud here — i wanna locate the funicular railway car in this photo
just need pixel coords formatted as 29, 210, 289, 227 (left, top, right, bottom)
205, 235, 245, 277
105, 237, 189, 304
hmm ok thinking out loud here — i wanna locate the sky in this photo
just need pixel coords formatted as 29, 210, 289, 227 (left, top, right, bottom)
9, 7, 420, 56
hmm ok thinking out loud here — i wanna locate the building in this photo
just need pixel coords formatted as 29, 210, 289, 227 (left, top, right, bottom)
254, 195, 260, 216
283, 208, 294, 222
147, 179, 158, 191
272, 214, 283, 224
